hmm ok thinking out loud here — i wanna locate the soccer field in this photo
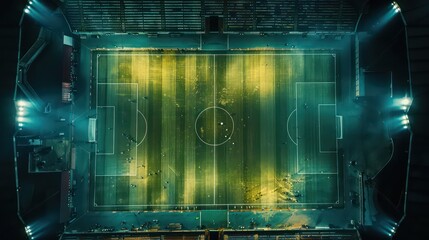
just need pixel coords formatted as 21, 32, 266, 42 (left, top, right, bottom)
90, 50, 341, 210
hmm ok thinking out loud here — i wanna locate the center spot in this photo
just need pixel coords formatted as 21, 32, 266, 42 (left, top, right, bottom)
195, 106, 234, 146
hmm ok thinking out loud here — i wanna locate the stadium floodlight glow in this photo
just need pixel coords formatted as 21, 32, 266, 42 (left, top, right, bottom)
17, 100, 31, 108
17, 100, 26, 107
391, 1, 401, 13
17, 104, 27, 116
29, 0, 33, 4
400, 97, 412, 106
401, 115, 410, 129
17, 116, 25, 122
18, 123, 24, 127
25, 226, 32, 235
396, 97, 412, 112
24, 5, 32, 14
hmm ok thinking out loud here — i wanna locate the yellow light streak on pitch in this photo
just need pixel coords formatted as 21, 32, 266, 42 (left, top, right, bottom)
161, 53, 177, 204
257, 54, 277, 205
183, 55, 197, 205
132, 53, 150, 204
223, 54, 245, 204
131, 52, 150, 82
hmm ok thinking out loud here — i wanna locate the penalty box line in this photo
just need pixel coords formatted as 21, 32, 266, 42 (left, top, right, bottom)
93, 56, 140, 206
295, 80, 340, 204
95, 79, 139, 177
295, 82, 335, 174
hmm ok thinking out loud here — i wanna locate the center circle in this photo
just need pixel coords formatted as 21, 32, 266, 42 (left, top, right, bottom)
195, 106, 234, 146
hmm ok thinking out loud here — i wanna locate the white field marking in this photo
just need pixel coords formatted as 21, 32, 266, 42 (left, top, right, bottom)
96, 53, 139, 176
295, 82, 336, 174
137, 110, 148, 146
96, 53, 336, 57
168, 165, 179, 177
337, 115, 343, 139
134, 84, 139, 176
295, 81, 339, 197
213, 54, 216, 205
286, 109, 297, 145
194, 106, 235, 146
88, 118, 97, 143
297, 172, 338, 175
93, 55, 98, 204
334, 53, 340, 204
295, 81, 299, 173
93, 52, 340, 206
227, 204, 230, 227
93, 154, 96, 207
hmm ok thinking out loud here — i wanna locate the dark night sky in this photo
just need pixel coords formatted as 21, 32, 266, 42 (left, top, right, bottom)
0, 1, 27, 239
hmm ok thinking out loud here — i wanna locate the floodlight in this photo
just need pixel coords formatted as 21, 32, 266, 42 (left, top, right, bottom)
25, 226, 34, 237
401, 115, 408, 120
401, 119, 409, 125
24, 8, 30, 14
29, 0, 33, 4
18, 106, 24, 111
17, 116, 24, 122
17, 100, 28, 107
18, 123, 24, 127
401, 97, 411, 106
403, 125, 408, 129
18, 111, 25, 116
392, 2, 401, 12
